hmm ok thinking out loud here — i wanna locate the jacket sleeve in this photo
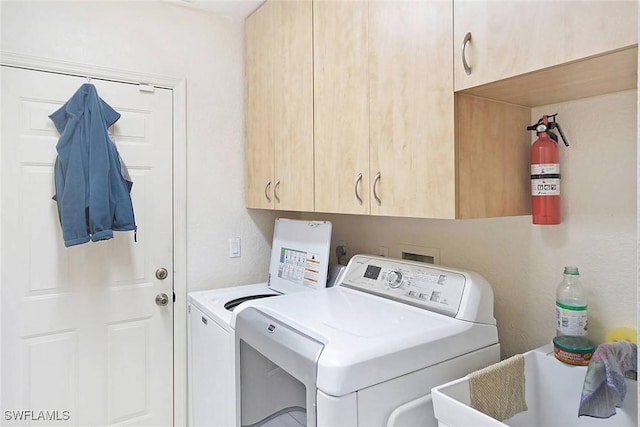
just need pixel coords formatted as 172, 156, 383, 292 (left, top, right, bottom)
87, 86, 122, 241
49, 91, 91, 247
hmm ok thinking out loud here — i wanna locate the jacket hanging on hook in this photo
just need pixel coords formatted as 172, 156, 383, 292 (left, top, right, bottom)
50, 83, 136, 247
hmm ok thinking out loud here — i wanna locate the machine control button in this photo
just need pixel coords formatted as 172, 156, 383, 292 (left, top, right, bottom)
387, 271, 403, 288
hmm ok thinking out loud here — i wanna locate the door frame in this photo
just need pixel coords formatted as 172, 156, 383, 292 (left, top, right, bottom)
0, 51, 188, 426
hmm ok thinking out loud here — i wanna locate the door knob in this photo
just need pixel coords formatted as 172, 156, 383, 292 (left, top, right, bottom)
155, 293, 170, 306
155, 268, 168, 280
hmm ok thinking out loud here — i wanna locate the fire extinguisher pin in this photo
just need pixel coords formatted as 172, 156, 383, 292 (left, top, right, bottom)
527, 113, 570, 147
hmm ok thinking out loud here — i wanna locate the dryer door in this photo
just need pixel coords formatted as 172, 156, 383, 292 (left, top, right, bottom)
236, 307, 323, 427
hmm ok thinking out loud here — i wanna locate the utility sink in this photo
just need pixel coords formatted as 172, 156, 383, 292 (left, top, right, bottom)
432, 345, 638, 427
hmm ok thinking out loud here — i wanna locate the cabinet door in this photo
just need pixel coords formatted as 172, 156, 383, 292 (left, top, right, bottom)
369, 1, 455, 218
273, 0, 314, 211
245, 2, 275, 209
454, 0, 639, 91
314, 0, 370, 215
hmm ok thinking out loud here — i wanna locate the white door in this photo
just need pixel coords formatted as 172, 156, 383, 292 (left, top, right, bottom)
1, 67, 174, 426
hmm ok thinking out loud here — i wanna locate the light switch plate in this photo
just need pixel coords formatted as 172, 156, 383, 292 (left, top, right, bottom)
229, 237, 241, 258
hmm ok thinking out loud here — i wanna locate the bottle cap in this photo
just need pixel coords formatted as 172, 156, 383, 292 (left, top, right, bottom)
564, 266, 579, 275
553, 335, 593, 352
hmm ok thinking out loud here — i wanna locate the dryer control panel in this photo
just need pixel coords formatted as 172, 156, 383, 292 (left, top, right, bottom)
340, 255, 467, 317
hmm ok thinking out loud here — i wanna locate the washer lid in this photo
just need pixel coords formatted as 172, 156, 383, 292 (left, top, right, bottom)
268, 219, 332, 294
235, 286, 499, 396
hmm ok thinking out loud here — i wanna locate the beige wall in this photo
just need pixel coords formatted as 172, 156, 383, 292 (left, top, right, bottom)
0, 0, 279, 292
304, 90, 638, 358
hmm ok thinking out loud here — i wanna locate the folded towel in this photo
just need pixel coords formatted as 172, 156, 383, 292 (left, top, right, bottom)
468, 354, 528, 421
578, 341, 637, 418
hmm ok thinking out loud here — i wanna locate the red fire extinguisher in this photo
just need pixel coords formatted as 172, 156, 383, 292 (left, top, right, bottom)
527, 114, 569, 225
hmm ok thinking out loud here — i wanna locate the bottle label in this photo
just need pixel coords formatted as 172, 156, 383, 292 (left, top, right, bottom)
556, 302, 588, 336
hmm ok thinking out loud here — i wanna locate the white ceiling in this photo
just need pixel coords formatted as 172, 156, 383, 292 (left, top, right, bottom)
171, 0, 265, 19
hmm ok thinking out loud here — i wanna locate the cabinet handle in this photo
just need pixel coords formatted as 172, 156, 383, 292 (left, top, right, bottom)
274, 180, 281, 203
373, 172, 381, 206
462, 32, 472, 76
354, 173, 363, 205
264, 180, 272, 203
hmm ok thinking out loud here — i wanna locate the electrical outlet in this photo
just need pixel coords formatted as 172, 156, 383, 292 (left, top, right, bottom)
379, 246, 389, 257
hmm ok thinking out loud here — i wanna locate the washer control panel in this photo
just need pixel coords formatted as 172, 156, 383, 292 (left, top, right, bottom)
340, 255, 466, 317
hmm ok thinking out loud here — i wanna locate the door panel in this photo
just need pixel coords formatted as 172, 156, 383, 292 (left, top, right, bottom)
245, 2, 275, 209
454, 0, 638, 91
313, 0, 370, 215
369, 1, 455, 218
273, 0, 314, 212
1, 66, 173, 426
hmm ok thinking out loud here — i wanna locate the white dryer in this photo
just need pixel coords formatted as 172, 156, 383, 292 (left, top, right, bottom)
234, 255, 500, 427
187, 219, 332, 427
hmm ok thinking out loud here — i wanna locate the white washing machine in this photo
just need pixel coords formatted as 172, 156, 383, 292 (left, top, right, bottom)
187, 219, 332, 427
234, 255, 500, 427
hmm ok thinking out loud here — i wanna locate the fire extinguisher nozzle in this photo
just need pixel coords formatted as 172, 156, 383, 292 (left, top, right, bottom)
555, 123, 569, 147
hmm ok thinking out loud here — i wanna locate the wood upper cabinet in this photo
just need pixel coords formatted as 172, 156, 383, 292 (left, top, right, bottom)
313, 0, 370, 215
246, 0, 634, 218
314, 0, 456, 218
369, 1, 455, 218
245, 0, 314, 211
454, 0, 639, 91
313, 0, 530, 219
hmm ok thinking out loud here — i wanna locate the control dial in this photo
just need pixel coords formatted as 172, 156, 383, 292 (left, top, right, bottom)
387, 271, 404, 288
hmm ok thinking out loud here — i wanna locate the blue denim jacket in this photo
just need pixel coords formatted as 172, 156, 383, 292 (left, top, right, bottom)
50, 83, 136, 247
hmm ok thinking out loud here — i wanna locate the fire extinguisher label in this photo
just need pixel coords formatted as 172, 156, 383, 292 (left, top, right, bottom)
531, 163, 561, 196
